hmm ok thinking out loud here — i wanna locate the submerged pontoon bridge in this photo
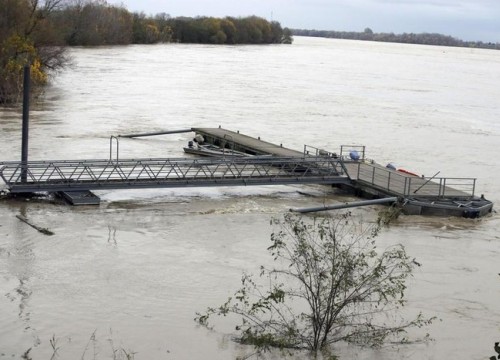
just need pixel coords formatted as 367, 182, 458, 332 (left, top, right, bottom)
0, 127, 493, 218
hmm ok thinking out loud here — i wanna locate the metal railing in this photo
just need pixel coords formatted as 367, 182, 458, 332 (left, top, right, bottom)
304, 145, 338, 158
304, 144, 367, 162
2, 151, 477, 199
110, 135, 120, 163
302, 145, 354, 177
0, 156, 350, 193
355, 162, 476, 198
340, 145, 366, 161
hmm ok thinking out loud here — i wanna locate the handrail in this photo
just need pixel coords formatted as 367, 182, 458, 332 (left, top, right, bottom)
0, 156, 349, 192
109, 136, 119, 163
223, 134, 234, 149
355, 162, 476, 198
223, 134, 234, 157
0, 155, 478, 199
413, 171, 440, 194
340, 145, 366, 161
303, 145, 339, 158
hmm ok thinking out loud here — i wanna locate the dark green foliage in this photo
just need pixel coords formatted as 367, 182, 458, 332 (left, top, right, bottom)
2, 1, 292, 49
166, 16, 291, 45
53, 1, 133, 46
196, 212, 434, 354
282, 28, 293, 44
131, 12, 163, 44
49, 1, 292, 46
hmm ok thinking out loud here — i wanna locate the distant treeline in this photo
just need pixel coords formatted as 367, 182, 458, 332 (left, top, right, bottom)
292, 28, 500, 50
0, 0, 292, 104
55, 5, 292, 46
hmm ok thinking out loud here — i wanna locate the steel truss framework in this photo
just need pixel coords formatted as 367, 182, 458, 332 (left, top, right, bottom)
0, 156, 350, 193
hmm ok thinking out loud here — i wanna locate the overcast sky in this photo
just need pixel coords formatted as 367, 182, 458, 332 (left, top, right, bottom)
112, 0, 500, 42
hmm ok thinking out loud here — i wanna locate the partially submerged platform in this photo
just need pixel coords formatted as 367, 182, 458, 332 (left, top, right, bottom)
189, 127, 493, 218
58, 190, 100, 205
192, 127, 303, 157
0, 127, 493, 217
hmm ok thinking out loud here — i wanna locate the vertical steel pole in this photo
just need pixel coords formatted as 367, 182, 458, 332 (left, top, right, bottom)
21, 65, 30, 183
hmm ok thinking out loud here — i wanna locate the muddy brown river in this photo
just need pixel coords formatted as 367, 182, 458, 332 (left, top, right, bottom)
1, 37, 499, 359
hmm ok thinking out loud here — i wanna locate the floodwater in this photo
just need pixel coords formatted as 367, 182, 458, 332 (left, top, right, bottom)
0, 36, 499, 359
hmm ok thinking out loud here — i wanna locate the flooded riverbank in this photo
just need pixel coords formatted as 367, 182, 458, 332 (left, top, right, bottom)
1, 37, 499, 359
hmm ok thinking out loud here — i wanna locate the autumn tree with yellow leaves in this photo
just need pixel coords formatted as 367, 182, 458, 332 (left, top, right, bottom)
0, 0, 292, 104
0, 0, 68, 104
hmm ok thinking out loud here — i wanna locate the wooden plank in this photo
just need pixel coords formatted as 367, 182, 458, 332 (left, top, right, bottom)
16, 215, 54, 235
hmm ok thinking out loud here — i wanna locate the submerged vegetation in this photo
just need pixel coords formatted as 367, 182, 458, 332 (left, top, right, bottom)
196, 212, 434, 356
0, 0, 292, 104
20, 330, 136, 360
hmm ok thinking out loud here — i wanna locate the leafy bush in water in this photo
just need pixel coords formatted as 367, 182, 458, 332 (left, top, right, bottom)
196, 212, 434, 353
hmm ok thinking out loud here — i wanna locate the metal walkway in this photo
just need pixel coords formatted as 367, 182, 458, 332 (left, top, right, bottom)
344, 162, 475, 199
190, 128, 477, 200
0, 126, 491, 216
0, 156, 350, 193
